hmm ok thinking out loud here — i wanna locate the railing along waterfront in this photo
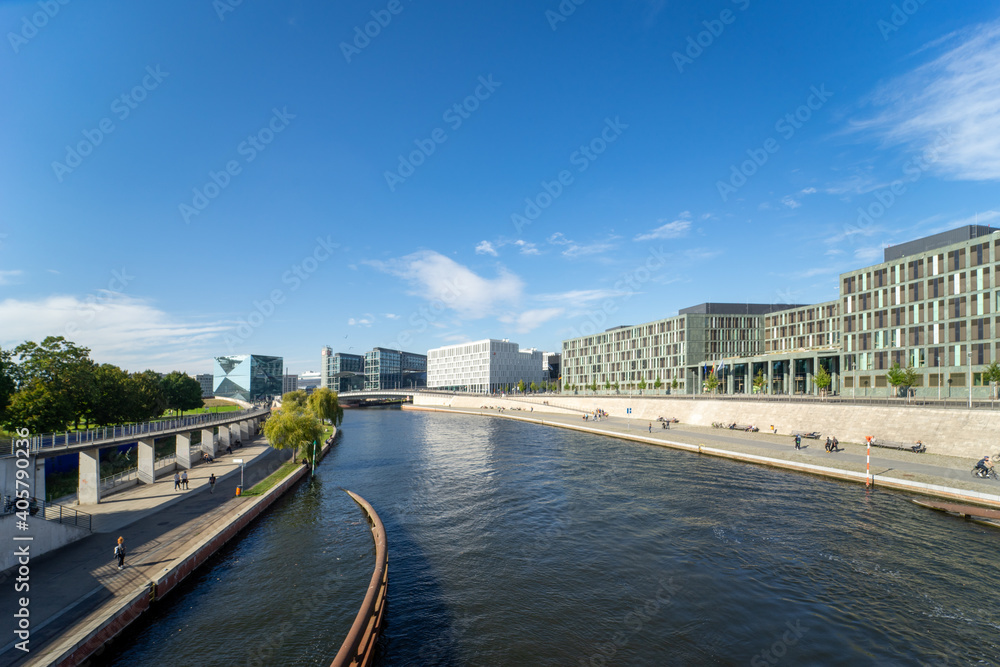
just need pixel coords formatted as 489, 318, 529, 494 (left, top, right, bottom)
101, 467, 138, 492
1, 494, 93, 532
331, 490, 387, 667
0, 407, 270, 457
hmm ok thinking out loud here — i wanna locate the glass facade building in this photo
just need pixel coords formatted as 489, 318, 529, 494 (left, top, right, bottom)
213, 354, 283, 403
321, 347, 366, 392
364, 348, 427, 390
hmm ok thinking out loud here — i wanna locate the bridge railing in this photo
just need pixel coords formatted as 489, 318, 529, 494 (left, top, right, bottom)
3, 407, 270, 456
1, 494, 93, 532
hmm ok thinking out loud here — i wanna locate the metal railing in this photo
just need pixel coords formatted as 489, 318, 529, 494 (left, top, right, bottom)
1, 494, 92, 532
101, 467, 138, 491
1, 407, 270, 456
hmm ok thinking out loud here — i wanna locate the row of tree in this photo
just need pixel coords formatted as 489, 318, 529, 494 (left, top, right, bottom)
262, 388, 343, 466
0, 336, 205, 434
563, 378, 681, 392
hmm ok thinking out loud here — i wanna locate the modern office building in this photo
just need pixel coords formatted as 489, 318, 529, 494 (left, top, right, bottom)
427, 339, 549, 393
214, 355, 283, 403
561, 303, 802, 394
298, 371, 321, 393
282, 374, 299, 395
542, 352, 561, 382
364, 348, 427, 390
321, 347, 366, 393
562, 225, 1000, 399
196, 373, 214, 398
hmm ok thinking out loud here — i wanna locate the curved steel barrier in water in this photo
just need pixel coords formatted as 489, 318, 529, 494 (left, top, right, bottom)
332, 490, 388, 667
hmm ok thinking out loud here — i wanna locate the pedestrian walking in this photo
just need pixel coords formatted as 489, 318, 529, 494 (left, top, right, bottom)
794, 434, 802, 450
181, 470, 189, 490
173, 471, 181, 491
209, 474, 216, 494
114, 536, 126, 570
648, 423, 652, 433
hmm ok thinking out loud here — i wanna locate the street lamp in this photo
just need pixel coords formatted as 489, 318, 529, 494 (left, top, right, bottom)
234, 458, 244, 495
968, 350, 973, 409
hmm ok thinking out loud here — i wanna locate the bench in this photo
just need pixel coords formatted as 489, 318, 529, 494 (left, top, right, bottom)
870, 438, 926, 454
656, 417, 679, 423
792, 431, 822, 439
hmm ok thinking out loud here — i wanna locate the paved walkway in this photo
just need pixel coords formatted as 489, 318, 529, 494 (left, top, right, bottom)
0, 435, 294, 667
416, 406, 1000, 501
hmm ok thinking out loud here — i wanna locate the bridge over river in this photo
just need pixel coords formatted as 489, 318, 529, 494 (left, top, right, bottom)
1, 407, 270, 505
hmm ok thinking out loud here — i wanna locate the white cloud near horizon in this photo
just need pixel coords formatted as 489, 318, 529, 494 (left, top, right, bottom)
634, 218, 691, 241
475, 240, 497, 256
0, 293, 228, 372
857, 19, 1000, 181
367, 250, 523, 319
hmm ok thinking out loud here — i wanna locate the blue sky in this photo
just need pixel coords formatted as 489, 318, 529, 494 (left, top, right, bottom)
1, 0, 999, 375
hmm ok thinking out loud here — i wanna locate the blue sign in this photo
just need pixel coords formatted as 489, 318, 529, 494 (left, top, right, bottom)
626, 408, 632, 414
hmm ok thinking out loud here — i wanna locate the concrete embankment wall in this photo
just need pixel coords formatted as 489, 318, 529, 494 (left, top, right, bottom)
0, 515, 90, 571
41, 430, 337, 667
412, 393, 995, 458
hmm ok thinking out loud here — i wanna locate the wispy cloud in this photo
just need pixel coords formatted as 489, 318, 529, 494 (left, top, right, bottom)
0, 294, 227, 372
348, 313, 375, 326
367, 250, 523, 319
475, 240, 497, 256
0, 270, 23, 285
499, 307, 564, 333
634, 218, 691, 241
856, 19, 1000, 181
547, 232, 619, 257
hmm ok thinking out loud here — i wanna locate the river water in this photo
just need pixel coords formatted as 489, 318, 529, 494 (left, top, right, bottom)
103, 408, 1000, 666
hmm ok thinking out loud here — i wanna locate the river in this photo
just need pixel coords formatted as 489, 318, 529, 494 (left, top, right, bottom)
102, 408, 1000, 666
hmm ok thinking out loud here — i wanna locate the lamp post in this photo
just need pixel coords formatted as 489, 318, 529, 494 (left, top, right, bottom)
968, 350, 973, 409
233, 458, 244, 495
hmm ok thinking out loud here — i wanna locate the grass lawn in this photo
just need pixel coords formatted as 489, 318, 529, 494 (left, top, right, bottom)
243, 460, 300, 496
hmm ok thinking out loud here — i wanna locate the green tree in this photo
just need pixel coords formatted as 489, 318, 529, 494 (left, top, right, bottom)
671, 378, 679, 390
0, 347, 16, 424
263, 406, 323, 464
589, 380, 598, 392
517, 379, 526, 393
3, 380, 76, 433
752, 370, 765, 393
704, 372, 719, 393
654, 377, 662, 390
126, 370, 167, 422
530, 382, 538, 393
814, 365, 832, 393
282, 390, 308, 413
161, 371, 204, 416
886, 362, 919, 397
11, 337, 96, 429
638, 378, 647, 391
308, 387, 343, 426
88, 364, 132, 427
983, 361, 1000, 399
613, 381, 620, 392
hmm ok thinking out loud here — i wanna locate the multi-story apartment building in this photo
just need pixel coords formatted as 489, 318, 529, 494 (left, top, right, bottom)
427, 339, 548, 393
565, 225, 1000, 398
561, 303, 800, 393
282, 373, 299, 395
196, 373, 214, 398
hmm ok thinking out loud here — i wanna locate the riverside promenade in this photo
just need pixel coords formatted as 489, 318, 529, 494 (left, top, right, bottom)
0, 433, 300, 667
405, 405, 1000, 510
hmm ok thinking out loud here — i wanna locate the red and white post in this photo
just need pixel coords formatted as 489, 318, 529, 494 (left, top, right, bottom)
865, 436, 872, 488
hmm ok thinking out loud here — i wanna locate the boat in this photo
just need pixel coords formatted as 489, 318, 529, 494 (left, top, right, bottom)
912, 499, 1000, 529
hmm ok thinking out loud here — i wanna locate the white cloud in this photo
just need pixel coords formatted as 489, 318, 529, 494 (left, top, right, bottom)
0, 293, 228, 372
0, 270, 23, 285
384, 313, 401, 320
513, 240, 540, 255
367, 250, 523, 319
781, 196, 801, 209
801, 187, 817, 194
348, 313, 375, 327
475, 240, 497, 256
536, 288, 630, 304
634, 218, 691, 241
858, 20, 1000, 181
547, 232, 619, 257
500, 307, 565, 333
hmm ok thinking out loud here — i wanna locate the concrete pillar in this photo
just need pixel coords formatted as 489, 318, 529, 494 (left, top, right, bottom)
138, 437, 155, 485
31, 457, 45, 500
765, 364, 772, 395
177, 431, 193, 470
727, 371, 734, 395
218, 425, 231, 449
240, 420, 248, 441
782, 362, 790, 395
201, 428, 215, 456
79, 448, 101, 505
697, 366, 703, 394
33, 457, 45, 502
